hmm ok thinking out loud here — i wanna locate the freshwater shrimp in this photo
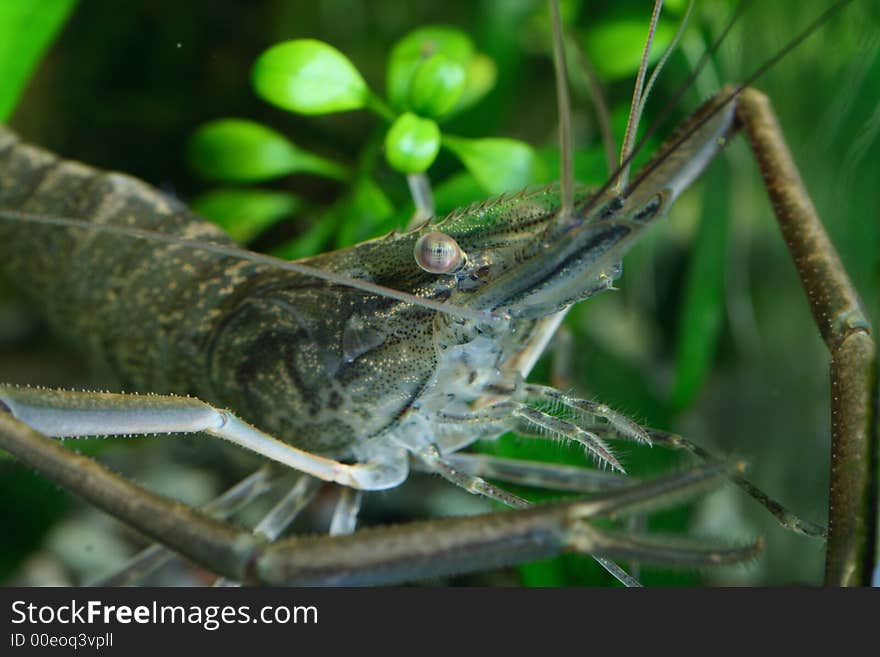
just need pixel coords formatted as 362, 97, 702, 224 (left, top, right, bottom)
0, 0, 875, 586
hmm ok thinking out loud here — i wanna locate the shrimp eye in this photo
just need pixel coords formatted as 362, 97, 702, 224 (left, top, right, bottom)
414, 231, 465, 274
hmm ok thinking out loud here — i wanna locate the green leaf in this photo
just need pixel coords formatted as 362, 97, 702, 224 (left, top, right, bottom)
252, 39, 370, 115
442, 135, 543, 194
433, 171, 486, 215
384, 113, 441, 174
334, 177, 396, 247
387, 26, 474, 111
669, 162, 730, 413
451, 53, 497, 114
538, 144, 609, 187
663, 0, 690, 15
582, 19, 676, 80
188, 119, 347, 183
0, 0, 77, 121
272, 214, 339, 261
273, 176, 394, 259
191, 188, 301, 244
408, 53, 466, 118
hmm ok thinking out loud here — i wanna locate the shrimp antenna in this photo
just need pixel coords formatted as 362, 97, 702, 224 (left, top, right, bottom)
570, 39, 617, 176
616, 0, 696, 190
636, 0, 695, 125
616, 0, 664, 193
569, 0, 850, 233
548, 0, 573, 220
0, 209, 501, 326
574, 0, 751, 218
624, 0, 853, 198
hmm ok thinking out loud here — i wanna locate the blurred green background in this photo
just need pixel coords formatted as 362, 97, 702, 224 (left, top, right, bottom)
0, 0, 877, 586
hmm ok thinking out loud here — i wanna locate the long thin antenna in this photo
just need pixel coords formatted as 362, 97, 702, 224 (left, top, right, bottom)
572, 0, 751, 217
616, 0, 664, 193
571, 36, 617, 175
570, 0, 850, 239
624, 0, 853, 199
0, 209, 501, 326
549, 0, 573, 219
621, 0, 752, 177
637, 0, 695, 122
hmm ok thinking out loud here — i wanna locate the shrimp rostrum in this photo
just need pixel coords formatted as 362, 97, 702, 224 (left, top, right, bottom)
0, 1, 874, 586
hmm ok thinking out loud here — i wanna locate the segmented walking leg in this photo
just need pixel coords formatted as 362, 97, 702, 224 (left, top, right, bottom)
401, 440, 640, 586
104, 470, 322, 587
0, 385, 408, 490
520, 384, 824, 537
511, 406, 623, 472
404, 442, 530, 508
435, 453, 629, 493
523, 384, 651, 444
644, 428, 826, 538
93, 465, 277, 586
214, 474, 323, 587
437, 402, 622, 471
329, 488, 363, 536
0, 412, 758, 585
733, 86, 877, 586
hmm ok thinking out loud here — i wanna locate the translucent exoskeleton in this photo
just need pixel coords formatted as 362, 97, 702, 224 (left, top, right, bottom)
0, 0, 876, 587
